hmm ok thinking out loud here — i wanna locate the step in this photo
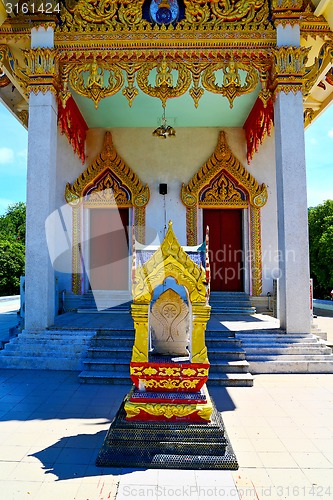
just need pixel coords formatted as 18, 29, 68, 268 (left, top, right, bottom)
210, 307, 256, 314
205, 330, 236, 339
206, 338, 242, 347
79, 370, 132, 384
207, 348, 246, 361
246, 354, 333, 361
83, 358, 130, 372
0, 355, 82, 370
86, 347, 132, 359
209, 360, 250, 373
243, 346, 332, 355
207, 373, 254, 387
90, 337, 134, 348
238, 337, 321, 345
249, 360, 333, 374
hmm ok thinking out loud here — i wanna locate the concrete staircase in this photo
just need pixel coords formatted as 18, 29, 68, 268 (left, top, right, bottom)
0, 330, 95, 370
62, 290, 132, 313
209, 291, 256, 315
236, 329, 333, 373
79, 322, 254, 387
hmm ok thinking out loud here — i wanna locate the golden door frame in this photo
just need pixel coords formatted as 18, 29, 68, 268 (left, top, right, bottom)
181, 131, 267, 297
65, 131, 150, 294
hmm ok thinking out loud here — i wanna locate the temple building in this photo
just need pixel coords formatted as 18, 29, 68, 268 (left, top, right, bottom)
0, 0, 333, 377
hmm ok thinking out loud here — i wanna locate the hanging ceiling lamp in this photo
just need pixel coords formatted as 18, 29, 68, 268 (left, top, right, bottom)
153, 106, 176, 139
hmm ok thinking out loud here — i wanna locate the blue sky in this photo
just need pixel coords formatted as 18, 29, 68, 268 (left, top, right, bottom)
0, 101, 332, 216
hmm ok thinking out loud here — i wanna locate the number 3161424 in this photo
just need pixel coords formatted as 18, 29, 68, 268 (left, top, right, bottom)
5, 2, 61, 14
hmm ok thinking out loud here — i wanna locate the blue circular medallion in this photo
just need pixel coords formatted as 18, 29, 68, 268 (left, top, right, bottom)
156, 7, 172, 24
150, 0, 179, 25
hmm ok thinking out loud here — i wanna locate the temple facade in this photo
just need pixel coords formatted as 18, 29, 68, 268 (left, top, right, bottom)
1, 0, 333, 371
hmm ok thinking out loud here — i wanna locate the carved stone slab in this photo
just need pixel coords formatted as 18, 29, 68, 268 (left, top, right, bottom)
150, 288, 189, 356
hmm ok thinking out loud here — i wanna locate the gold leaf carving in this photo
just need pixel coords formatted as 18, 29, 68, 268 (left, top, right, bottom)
136, 58, 191, 108
181, 131, 267, 210
69, 61, 124, 109
65, 131, 149, 208
201, 61, 259, 108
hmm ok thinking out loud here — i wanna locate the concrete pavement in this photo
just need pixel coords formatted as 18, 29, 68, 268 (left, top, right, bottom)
0, 298, 333, 499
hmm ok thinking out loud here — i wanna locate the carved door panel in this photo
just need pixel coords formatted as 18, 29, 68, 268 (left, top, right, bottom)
203, 209, 243, 292
89, 208, 129, 290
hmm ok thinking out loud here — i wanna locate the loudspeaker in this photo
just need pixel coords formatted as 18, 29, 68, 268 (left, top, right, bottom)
159, 183, 168, 195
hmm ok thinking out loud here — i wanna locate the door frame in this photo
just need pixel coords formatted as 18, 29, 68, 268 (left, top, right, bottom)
201, 207, 247, 293
82, 206, 133, 293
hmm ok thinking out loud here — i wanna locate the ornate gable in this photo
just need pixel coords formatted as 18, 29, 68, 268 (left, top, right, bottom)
65, 131, 149, 209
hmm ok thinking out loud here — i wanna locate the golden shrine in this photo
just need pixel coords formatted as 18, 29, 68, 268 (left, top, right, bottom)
125, 220, 212, 423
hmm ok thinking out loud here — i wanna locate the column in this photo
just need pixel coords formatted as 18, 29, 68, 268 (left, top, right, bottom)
24, 28, 58, 331
273, 22, 311, 333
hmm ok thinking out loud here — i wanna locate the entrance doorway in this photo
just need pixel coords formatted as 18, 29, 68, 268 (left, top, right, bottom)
203, 209, 243, 291
89, 208, 129, 290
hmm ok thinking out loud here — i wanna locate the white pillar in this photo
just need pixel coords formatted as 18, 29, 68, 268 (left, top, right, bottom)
25, 28, 58, 331
273, 19, 311, 334
274, 91, 310, 333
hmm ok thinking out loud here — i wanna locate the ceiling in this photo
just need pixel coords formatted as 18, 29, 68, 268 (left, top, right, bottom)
73, 84, 261, 129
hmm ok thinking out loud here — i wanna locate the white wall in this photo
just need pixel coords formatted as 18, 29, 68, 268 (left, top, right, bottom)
56, 127, 279, 296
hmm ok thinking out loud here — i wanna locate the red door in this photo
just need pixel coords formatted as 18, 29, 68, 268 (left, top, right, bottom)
89, 208, 129, 290
203, 209, 243, 291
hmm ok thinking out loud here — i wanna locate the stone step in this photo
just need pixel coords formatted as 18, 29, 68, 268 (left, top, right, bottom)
82, 358, 250, 374
206, 338, 242, 347
207, 373, 254, 387
90, 337, 135, 348
207, 348, 246, 361
0, 331, 94, 370
205, 330, 236, 338
249, 360, 333, 374
79, 369, 254, 386
238, 337, 322, 345
79, 370, 132, 384
210, 307, 256, 314
209, 360, 250, 374
246, 354, 333, 361
209, 292, 249, 297
0, 355, 82, 370
87, 347, 132, 359
243, 346, 332, 355
83, 359, 130, 372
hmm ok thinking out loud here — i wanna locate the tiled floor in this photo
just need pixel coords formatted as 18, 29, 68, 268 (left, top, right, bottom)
1, 299, 333, 499
0, 370, 332, 500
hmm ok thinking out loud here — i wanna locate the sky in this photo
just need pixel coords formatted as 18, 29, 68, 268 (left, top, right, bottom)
0, 101, 332, 216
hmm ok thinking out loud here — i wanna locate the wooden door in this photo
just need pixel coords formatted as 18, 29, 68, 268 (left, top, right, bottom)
203, 209, 243, 291
89, 208, 129, 290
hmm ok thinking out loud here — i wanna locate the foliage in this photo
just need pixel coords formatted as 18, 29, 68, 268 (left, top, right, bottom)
0, 203, 26, 296
308, 200, 333, 299
0, 202, 26, 242
0, 240, 25, 295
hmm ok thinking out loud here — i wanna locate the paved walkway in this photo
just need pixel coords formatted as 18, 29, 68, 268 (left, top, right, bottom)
0, 370, 332, 500
0, 299, 333, 499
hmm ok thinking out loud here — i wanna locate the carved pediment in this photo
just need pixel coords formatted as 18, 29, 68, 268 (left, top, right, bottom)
65, 131, 150, 208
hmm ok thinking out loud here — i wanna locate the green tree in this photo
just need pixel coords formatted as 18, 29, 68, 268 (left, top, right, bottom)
0, 202, 26, 242
0, 240, 25, 295
0, 202, 26, 296
308, 200, 333, 299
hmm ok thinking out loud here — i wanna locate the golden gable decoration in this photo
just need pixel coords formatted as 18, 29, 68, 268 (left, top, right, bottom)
65, 131, 149, 210
181, 131, 267, 213
59, 0, 271, 33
